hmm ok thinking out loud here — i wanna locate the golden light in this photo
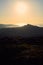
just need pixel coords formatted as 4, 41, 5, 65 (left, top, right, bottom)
14, 1, 29, 15
17, 23, 27, 27
12, 1, 31, 26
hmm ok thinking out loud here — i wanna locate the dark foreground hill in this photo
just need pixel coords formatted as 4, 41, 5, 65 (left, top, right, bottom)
0, 24, 43, 65
0, 37, 43, 65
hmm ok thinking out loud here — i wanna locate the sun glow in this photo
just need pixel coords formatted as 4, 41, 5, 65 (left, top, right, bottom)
17, 23, 27, 27
10, 0, 32, 26
14, 1, 29, 15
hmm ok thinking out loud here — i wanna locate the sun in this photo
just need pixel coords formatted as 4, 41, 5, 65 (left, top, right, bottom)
14, 1, 28, 15
12, 1, 30, 26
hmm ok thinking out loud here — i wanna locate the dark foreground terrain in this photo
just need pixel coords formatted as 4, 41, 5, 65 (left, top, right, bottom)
0, 36, 43, 65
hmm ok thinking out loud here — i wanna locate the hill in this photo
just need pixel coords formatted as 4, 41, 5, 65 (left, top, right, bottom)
0, 24, 43, 38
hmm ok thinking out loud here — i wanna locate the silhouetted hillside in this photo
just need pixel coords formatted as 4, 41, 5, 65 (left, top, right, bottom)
0, 24, 43, 38
0, 24, 43, 65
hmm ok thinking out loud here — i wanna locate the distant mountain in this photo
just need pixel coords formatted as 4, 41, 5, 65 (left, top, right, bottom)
38, 24, 43, 27
0, 24, 6, 28
0, 24, 43, 38
0, 24, 18, 28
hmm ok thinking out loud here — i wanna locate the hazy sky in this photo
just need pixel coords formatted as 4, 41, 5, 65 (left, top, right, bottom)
0, 0, 43, 26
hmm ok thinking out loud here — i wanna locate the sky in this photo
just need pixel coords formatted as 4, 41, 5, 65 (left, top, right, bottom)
0, 0, 43, 27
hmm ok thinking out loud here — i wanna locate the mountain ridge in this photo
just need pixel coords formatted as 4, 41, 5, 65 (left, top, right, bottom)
0, 24, 43, 38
